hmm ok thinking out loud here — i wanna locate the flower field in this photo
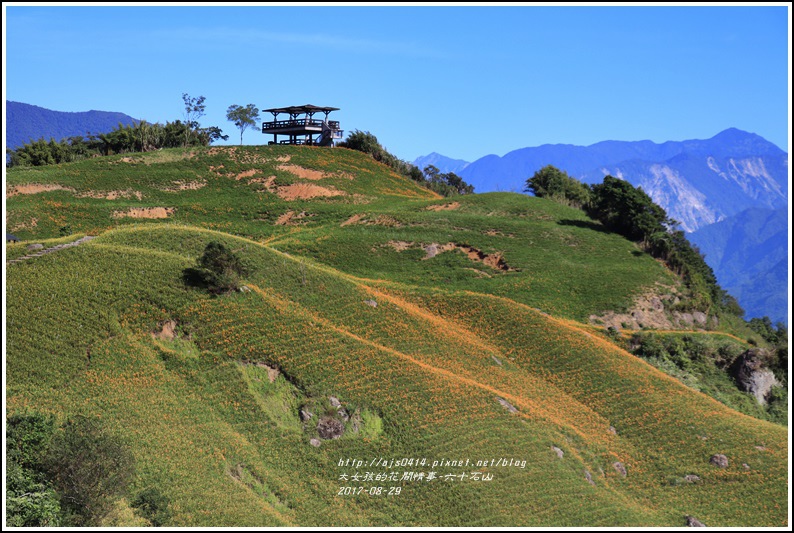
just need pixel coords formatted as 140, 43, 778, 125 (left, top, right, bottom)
5, 146, 787, 526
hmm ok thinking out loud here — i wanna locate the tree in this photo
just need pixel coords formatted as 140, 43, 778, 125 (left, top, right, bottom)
226, 104, 260, 145
45, 416, 135, 526
525, 165, 590, 208
183, 241, 249, 294
182, 93, 206, 148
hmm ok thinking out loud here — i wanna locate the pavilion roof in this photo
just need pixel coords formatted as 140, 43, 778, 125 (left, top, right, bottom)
263, 104, 340, 115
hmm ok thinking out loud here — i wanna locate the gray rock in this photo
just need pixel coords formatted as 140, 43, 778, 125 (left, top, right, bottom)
363, 299, 378, 308
692, 311, 708, 326
299, 408, 313, 421
317, 416, 345, 439
27, 243, 44, 250
730, 349, 779, 404
683, 474, 700, 483
309, 438, 321, 447
742, 463, 750, 470
584, 470, 595, 486
497, 397, 518, 413
551, 446, 564, 459
612, 461, 627, 478
685, 515, 706, 527
491, 355, 503, 366
328, 396, 342, 408
709, 454, 729, 468
608, 425, 617, 435
337, 408, 350, 422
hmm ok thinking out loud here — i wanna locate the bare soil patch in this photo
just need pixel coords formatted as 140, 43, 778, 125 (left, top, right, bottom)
7, 184, 75, 198
78, 189, 144, 200
275, 183, 345, 201
153, 320, 178, 340
385, 240, 518, 271
425, 201, 460, 211
383, 240, 415, 252
277, 164, 327, 181
161, 180, 207, 192
235, 169, 260, 180
341, 214, 402, 228
274, 210, 313, 226
341, 214, 366, 227
112, 207, 175, 219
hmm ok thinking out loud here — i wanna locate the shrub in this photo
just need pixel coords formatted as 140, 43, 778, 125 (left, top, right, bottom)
45, 416, 135, 525
183, 241, 249, 294
132, 487, 172, 526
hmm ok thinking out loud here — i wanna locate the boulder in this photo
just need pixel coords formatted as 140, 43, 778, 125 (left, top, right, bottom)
551, 446, 564, 459
608, 425, 618, 435
27, 243, 44, 251
317, 416, 345, 440
299, 408, 313, 422
612, 462, 627, 478
363, 299, 378, 308
709, 454, 728, 468
683, 474, 700, 483
309, 438, 321, 447
497, 397, 518, 413
328, 396, 342, 408
692, 311, 708, 326
730, 349, 779, 404
686, 515, 706, 527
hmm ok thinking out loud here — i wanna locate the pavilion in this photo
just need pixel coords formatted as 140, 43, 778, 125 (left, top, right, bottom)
261, 104, 343, 146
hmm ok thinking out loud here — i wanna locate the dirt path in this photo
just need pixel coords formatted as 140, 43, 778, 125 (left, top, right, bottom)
7, 236, 97, 265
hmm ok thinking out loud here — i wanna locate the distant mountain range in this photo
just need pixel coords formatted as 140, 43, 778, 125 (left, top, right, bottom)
690, 206, 788, 325
456, 128, 787, 233
411, 152, 470, 175
422, 129, 789, 324
6, 101, 139, 150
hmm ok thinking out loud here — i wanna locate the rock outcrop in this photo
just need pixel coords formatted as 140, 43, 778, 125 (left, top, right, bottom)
730, 349, 779, 405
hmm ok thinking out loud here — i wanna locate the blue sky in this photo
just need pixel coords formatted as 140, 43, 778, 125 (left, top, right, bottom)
3, 3, 791, 163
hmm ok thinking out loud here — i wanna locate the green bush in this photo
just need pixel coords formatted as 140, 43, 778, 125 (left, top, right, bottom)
183, 241, 249, 294
132, 487, 172, 526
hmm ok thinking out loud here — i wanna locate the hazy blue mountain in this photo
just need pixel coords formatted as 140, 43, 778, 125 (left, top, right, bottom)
412, 152, 470, 175
457, 128, 788, 324
690, 207, 789, 325
6, 101, 139, 150
459, 128, 788, 232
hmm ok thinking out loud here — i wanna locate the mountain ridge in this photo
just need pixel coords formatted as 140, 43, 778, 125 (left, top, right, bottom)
6, 100, 139, 150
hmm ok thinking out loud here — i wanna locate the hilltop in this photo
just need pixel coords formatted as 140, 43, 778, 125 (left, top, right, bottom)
5, 145, 789, 527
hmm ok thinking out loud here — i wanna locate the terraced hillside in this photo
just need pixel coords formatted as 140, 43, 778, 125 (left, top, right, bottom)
5, 146, 788, 527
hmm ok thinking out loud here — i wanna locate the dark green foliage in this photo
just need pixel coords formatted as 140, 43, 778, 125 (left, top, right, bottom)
6, 460, 62, 527
524, 165, 590, 208
6, 412, 56, 473
44, 416, 135, 525
423, 165, 474, 196
586, 176, 734, 316
132, 487, 172, 526
339, 130, 474, 197
5, 413, 62, 526
588, 176, 672, 242
748, 316, 788, 345
183, 241, 249, 294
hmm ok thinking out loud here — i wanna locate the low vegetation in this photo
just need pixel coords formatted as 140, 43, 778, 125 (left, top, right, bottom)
5, 143, 787, 527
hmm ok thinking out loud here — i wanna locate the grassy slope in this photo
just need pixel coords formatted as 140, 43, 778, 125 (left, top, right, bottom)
5, 146, 788, 526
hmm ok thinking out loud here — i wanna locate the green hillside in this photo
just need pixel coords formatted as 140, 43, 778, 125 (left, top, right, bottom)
5, 146, 788, 527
